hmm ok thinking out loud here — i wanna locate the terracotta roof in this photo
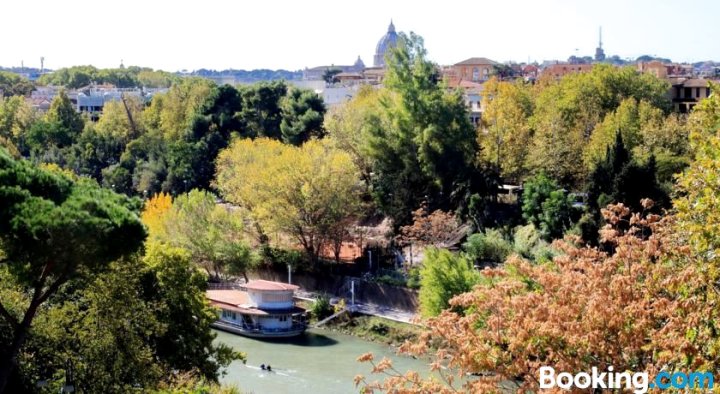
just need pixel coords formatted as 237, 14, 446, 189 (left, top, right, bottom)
206, 289, 305, 316
242, 280, 299, 292
207, 289, 251, 305
454, 57, 498, 66
446, 79, 485, 90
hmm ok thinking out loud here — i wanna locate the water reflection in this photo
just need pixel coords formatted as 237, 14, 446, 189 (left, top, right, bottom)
250, 331, 338, 347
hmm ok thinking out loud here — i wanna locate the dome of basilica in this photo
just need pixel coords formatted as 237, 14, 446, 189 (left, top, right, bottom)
373, 20, 399, 67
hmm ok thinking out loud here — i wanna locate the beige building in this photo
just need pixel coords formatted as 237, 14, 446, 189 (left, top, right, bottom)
637, 60, 669, 79
449, 57, 498, 83
542, 63, 594, 79
670, 78, 712, 113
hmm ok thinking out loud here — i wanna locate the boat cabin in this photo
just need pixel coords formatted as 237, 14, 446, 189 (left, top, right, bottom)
207, 280, 307, 338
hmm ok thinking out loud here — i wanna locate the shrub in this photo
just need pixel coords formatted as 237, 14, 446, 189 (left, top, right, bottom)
310, 294, 333, 320
463, 229, 513, 267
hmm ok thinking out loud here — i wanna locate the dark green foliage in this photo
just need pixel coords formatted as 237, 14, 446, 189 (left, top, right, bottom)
0, 149, 146, 392
540, 190, 574, 240
237, 81, 287, 139
368, 33, 490, 226
583, 132, 668, 245
588, 132, 667, 214
3, 245, 241, 393
280, 87, 326, 145
522, 173, 574, 240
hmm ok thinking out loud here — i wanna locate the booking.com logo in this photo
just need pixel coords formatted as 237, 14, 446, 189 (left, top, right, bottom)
539, 366, 714, 393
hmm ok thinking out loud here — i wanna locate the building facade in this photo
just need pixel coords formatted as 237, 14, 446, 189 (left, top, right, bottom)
449, 57, 498, 83
670, 78, 711, 113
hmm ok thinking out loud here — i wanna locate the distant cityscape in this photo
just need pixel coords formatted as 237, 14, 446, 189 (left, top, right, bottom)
2, 21, 719, 120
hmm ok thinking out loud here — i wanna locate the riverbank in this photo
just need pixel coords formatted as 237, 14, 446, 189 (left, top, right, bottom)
318, 312, 423, 347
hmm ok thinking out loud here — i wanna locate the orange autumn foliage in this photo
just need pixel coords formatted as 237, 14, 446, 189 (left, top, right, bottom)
357, 202, 718, 393
141, 192, 173, 239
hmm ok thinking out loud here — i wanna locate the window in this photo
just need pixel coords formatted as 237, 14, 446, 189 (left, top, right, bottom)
684, 87, 692, 99
696, 87, 700, 98
472, 67, 479, 81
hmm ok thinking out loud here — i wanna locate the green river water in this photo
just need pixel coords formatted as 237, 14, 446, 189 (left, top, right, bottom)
216, 328, 434, 394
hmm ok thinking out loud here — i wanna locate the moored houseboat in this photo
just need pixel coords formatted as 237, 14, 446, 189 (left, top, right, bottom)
207, 280, 307, 338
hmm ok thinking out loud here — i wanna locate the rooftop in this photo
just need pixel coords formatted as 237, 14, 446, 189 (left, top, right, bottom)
242, 280, 299, 292
206, 289, 304, 316
454, 57, 498, 66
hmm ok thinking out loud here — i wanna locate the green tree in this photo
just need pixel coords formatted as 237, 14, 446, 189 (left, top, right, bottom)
368, 32, 485, 225
418, 248, 479, 317
587, 132, 666, 214
280, 87, 326, 145
522, 173, 574, 240
137, 70, 178, 88
237, 81, 287, 140
325, 85, 381, 187
143, 242, 243, 378
0, 150, 146, 392
0, 72, 34, 97
1, 242, 241, 393
676, 81, 720, 268
529, 64, 670, 187
25, 90, 85, 155
0, 96, 36, 156
37, 66, 100, 89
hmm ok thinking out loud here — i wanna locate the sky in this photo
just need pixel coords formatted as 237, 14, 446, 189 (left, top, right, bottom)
2, 0, 719, 72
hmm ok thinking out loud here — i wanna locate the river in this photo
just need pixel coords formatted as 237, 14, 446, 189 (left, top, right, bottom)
216, 328, 434, 394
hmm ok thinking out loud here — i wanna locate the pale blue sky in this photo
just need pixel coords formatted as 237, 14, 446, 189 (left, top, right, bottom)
2, 0, 718, 71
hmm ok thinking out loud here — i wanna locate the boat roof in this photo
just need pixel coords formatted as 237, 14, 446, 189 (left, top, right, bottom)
242, 280, 300, 292
206, 289, 304, 316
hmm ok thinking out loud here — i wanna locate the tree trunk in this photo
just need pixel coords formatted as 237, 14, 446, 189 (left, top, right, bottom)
0, 299, 41, 394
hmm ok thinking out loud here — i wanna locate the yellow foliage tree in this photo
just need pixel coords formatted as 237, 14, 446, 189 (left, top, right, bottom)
478, 78, 533, 183
215, 138, 363, 263
141, 192, 173, 239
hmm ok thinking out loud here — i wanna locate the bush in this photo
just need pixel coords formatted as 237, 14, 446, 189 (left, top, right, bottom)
310, 294, 334, 320
419, 248, 480, 317
406, 267, 421, 289
463, 229, 513, 267
512, 224, 541, 259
